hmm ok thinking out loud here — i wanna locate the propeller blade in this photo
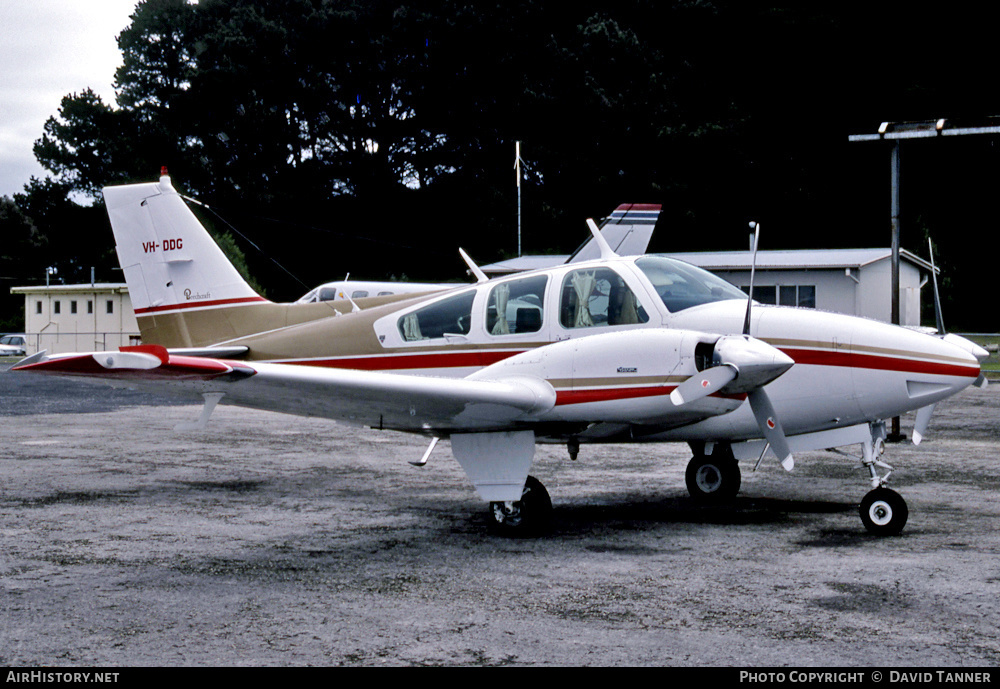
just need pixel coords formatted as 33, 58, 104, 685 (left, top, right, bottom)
928, 237, 946, 335
743, 222, 760, 336
748, 388, 794, 471
670, 364, 737, 406
912, 403, 936, 445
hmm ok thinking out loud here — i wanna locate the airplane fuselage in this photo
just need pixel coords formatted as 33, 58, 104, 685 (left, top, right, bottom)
189, 254, 981, 445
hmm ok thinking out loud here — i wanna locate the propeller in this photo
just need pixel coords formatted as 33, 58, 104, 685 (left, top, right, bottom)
912, 403, 936, 446
670, 335, 796, 470
927, 237, 946, 335
748, 388, 794, 471
673, 218, 795, 472
670, 364, 737, 406
742, 221, 760, 336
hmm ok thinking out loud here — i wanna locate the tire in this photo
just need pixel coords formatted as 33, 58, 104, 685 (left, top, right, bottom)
685, 453, 741, 501
859, 487, 908, 536
489, 475, 552, 537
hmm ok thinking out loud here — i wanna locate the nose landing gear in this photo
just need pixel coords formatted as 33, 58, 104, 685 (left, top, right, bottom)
857, 421, 908, 536
859, 487, 908, 536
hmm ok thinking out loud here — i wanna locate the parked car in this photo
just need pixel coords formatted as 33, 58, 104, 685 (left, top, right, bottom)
0, 334, 27, 356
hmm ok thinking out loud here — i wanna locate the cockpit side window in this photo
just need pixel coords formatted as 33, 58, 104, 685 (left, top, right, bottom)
398, 291, 476, 341
634, 256, 747, 313
559, 267, 649, 329
486, 275, 548, 336
318, 287, 340, 302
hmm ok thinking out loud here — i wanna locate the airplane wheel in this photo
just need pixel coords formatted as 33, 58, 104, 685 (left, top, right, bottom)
859, 487, 908, 536
489, 475, 552, 537
686, 453, 741, 501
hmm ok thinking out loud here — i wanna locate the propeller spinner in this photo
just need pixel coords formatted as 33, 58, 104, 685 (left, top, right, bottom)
671, 334, 796, 471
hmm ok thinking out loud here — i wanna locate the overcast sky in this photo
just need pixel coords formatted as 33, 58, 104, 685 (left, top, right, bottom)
0, 0, 140, 198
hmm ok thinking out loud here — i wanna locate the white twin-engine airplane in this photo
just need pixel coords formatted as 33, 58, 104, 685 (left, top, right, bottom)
14, 173, 989, 536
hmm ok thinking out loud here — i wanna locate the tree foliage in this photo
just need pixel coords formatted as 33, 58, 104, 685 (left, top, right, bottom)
12, 0, 1000, 328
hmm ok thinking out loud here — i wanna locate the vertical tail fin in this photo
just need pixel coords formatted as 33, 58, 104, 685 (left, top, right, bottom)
566, 203, 660, 264
103, 173, 275, 348
103, 172, 268, 317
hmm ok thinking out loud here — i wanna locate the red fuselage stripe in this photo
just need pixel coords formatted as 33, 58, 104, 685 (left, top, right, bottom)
289, 346, 977, 379
295, 349, 524, 371
135, 296, 268, 314
556, 386, 674, 406
779, 348, 979, 378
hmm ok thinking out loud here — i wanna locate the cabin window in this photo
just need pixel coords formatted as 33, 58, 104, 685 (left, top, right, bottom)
486, 275, 547, 335
36, 301, 42, 314
377, 291, 394, 296
107, 300, 114, 314
70, 300, 78, 314
54, 301, 61, 315
87, 300, 93, 314
636, 256, 747, 313
559, 267, 649, 329
398, 291, 476, 341
351, 290, 369, 298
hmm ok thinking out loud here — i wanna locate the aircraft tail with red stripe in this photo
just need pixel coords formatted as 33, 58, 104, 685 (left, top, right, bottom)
102, 172, 379, 349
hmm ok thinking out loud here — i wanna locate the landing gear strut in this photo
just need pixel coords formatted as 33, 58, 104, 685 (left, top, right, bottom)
685, 447, 741, 501
489, 475, 552, 536
857, 421, 908, 536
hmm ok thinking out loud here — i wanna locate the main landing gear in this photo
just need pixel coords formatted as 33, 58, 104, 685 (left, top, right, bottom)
489, 475, 552, 536
684, 424, 910, 536
685, 446, 741, 501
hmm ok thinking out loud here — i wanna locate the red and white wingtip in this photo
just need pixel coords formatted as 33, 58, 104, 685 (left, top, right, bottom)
12, 345, 251, 381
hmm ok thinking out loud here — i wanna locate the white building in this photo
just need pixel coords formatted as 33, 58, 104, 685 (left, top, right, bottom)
664, 248, 935, 326
10, 283, 140, 355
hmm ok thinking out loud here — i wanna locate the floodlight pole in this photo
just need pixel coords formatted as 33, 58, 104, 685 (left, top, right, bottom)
890, 140, 901, 327
850, 118, 1000, 440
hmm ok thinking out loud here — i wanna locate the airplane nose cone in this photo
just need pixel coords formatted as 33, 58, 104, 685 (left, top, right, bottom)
941, 333, 990, 362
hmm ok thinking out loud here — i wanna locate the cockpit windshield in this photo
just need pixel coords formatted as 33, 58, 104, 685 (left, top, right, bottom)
634, 255, 747, 313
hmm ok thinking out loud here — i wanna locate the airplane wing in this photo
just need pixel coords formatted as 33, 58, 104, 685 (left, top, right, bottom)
12, 346, 557, 434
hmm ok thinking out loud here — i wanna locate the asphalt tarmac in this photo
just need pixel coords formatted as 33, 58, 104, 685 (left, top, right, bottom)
1, 362, 998, 667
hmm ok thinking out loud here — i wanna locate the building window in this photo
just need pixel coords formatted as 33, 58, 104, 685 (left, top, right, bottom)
741, 284, 815, 308
70, 300, 78, 314
87, 300, 93, 314
54, 301, 61, 314
797, 286, 816, 308
36, 301, 42, 314
107, 300, 114, 314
